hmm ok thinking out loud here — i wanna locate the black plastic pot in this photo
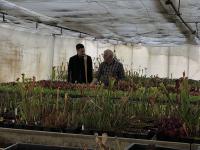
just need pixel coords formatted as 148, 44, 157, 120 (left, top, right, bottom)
2, 122, 15, 128
42, 127, 61, 132
81, 129, 94, 135
0, 121, 4, 127
2, 113, 15, 120
0, 142, 13, 148
82, 128, 154, 138
157, 135, 194, 143
193, 138, 200, 144
49, 127, 62, 132
13, 124, 26, 130
24, 125, 36, 130
116, 129, 155, 139
82, 129, 100, 135
33, 125, 44, 131
126, 144, 180, 150
73, 128, 82, 134
120, 132, 147, 139
62, 127, 78, 134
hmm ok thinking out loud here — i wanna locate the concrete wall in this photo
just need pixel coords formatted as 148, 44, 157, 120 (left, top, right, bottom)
0, 24, 200, 82
0, 128, 190, 150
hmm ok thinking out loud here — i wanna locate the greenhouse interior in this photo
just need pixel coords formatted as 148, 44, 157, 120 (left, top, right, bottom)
0, 0, 200, 150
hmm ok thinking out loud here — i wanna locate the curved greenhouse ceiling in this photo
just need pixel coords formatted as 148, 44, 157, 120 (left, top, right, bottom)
0, 0, 200, 45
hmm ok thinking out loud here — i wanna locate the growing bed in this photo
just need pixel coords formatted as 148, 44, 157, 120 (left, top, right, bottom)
0, 74, 200, 149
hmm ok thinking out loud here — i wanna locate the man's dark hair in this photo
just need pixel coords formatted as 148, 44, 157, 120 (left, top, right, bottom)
76, 43, 84, 50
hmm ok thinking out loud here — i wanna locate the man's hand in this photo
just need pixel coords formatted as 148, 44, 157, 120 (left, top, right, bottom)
90, 78, 98, 86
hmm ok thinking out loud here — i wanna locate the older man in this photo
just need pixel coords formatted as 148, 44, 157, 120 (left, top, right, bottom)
92, 49, 125, 86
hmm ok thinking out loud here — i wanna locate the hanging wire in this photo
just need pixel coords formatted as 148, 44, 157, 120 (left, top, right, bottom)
60, 27, 63, 35
113, 44, 116, 53
178, 0, 181, 15
196, 22, 199, 38
96, 39, 99, 58
1, 13, 6, 22
165, 0, 196, 35
79, 33, 82, 38
35, 22, 38, 29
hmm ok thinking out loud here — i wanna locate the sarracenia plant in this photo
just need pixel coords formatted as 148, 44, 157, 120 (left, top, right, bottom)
177, 77, 200, 136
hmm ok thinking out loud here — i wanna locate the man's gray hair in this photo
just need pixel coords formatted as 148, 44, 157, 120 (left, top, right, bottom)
104, 49, 114, 58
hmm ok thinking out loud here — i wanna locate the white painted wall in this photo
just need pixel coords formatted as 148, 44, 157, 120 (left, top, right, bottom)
0, 24, 200, 82
148, 47, 169, 77
115, 44, 200, 79
0, 24, 54, 82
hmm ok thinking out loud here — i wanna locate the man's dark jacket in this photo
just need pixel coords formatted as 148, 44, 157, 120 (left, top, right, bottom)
68, 55, 93, 83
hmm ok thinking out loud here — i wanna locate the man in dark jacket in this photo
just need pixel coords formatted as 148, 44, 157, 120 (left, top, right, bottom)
67, 44, 93, 83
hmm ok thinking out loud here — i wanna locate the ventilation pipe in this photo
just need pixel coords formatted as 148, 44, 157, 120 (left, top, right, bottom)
165, 0, 196, 35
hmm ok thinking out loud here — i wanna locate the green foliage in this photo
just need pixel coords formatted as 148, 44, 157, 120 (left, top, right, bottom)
177, 78, 200, 136
1, 73, 200, 138
51, 62, 67, 81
